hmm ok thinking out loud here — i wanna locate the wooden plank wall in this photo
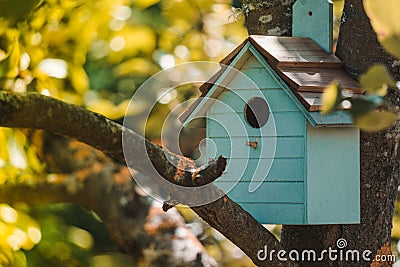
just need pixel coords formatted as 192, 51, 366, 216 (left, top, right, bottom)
206, 53, 307, 224
306, 125, 360, 224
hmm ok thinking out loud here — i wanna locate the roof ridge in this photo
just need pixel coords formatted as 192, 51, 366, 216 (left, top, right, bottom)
180, 36, 362, 125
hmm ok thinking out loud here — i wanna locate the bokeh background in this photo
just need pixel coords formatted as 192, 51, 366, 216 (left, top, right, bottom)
0, 0, 400, 266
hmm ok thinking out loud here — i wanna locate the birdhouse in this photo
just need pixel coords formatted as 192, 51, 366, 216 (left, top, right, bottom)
180, 0, 361, 224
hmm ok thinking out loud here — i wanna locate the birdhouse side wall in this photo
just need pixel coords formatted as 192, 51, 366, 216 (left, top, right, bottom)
305, 124, 360, 224
206, 54, 308, 224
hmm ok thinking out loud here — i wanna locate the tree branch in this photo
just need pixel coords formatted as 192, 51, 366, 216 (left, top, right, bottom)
0, 92, 225, 187
1, 134, 219, 266
0, 91, 296, 266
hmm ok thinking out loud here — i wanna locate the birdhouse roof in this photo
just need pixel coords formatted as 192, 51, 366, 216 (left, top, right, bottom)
180, 35, 362, 126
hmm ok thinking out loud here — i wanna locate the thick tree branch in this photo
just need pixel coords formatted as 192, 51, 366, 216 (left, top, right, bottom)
0, 91, 296, 266
0, 92, 225, 188
1, 134, 218, 266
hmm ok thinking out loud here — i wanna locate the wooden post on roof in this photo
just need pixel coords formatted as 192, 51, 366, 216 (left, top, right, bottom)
292, 0, 333, 54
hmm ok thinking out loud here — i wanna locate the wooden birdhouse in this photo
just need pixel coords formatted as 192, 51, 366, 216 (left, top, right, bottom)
180, 0, 361, 224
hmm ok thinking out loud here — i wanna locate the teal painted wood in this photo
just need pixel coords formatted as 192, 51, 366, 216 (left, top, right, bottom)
240, 53, 264, 69
248, 45, 320, 126
207, 112, 305, 137
249, 45, 353, 126
217, 158, 304, 182
182, 42, 252, 126
225, 52, 282, 89
186, 42, 351, 128
305, 124, 360, 224
207, 137, 304, 159
292, 0, 333, 53
209, 89, 300, 114
239, 203, 305, 224
309, 111, 353, 126
200, 40, 361, 224
205, 116, 214, 160
228, 68, 281, 89
213, 181, 304, 203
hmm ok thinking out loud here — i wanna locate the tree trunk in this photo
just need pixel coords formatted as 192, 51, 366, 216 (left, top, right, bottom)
246, 0, 399, 266
244, 0, 294, 36
0, 1, 398, 266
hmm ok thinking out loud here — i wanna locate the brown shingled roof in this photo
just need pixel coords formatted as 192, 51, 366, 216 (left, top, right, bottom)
180, 35, 362, 122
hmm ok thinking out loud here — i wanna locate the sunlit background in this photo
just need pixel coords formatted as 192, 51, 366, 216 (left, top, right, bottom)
1, 0, 400, 266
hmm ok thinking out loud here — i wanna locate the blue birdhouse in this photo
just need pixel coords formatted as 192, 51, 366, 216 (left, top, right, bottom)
180, 0, 361, 224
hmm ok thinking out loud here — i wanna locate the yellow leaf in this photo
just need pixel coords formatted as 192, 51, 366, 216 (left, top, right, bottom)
392, 216, 400, 239
86, 99, 126, 120
116, 100, 132, 116
134, 0, 160, 9
26, 146, 45, 173
0, 171, 6, 185
359, 65, 395, 96
107, 26, 157, 63
355, 110, 397, 132
4, 166, 20, 182
0, 29, 21, 78
0, 242, 13, 265
364, 0, 400, 38
69, 65, 89, 94
0, 49, 7, 61
364, 0, 400, 58
380, 34, 400, 59
123, 26, 156, 54
114, 58, 158, 77
321, 82, 342, 115
0, 128, 10, 162
86, 99, 117, 118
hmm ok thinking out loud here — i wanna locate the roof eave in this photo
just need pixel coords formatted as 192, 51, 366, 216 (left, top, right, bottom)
181, 37, 356, 127
247, 44, 354, 126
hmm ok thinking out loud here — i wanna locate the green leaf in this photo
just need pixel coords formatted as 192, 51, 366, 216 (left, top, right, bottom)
0, 29, 20, 78
12, 251, 27, 267
321, 82, 342, 115
348, 97, 380, 117
134, 0, 160, 9
364, 0, 400, 58
380, 34, 400, 59
6, 30, 20, 78
354, 110, 397, 132
69, 65, 89, 94
0, 0, 43, 21
359, 65, 396, 96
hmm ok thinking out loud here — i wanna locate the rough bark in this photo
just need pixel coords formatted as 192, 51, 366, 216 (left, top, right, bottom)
243, 0, 400, 266
1, 133, 218, 266
0, 92, 225, 189
243, 0, 295, 36
0, 91, 295, 266
279, 1, 400, 266
1, 1, 397, 266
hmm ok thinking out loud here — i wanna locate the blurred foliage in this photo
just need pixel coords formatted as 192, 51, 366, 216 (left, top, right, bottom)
364, 0, 400, 59
1, 0, 399, 265
0, 0, 247, 265
322, 1, 399, 132
24, 204, 133, 267
332, 0, 343, 46
0, 204, 41, 267
321, 71, 397, 132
